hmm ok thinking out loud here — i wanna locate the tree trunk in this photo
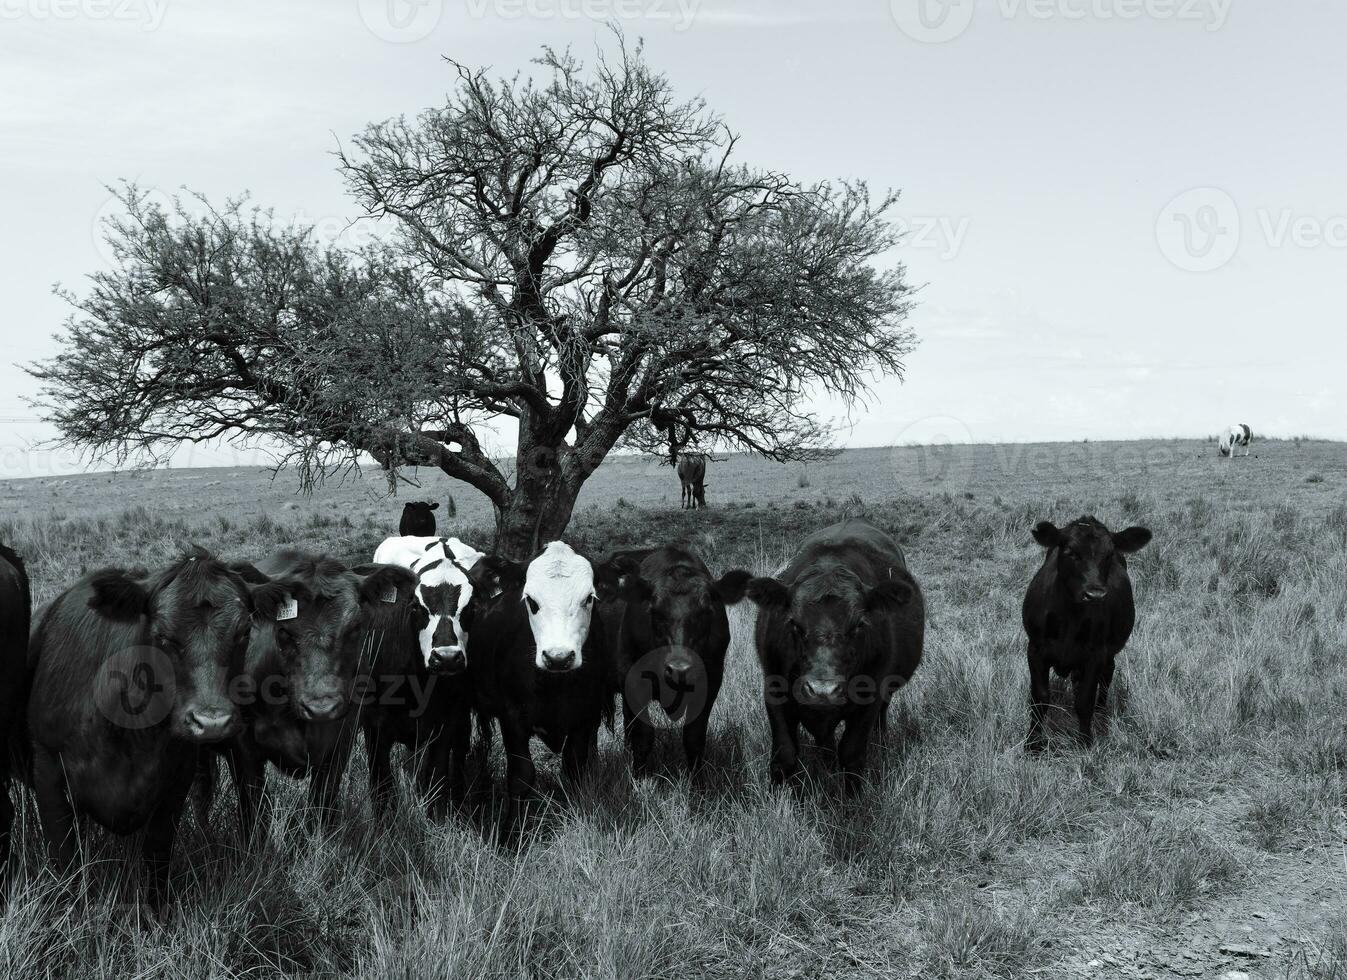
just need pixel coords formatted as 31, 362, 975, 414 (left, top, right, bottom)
492, 446, 579, 562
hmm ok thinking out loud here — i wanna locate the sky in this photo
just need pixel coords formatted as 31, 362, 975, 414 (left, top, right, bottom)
1, 0, 1343, 480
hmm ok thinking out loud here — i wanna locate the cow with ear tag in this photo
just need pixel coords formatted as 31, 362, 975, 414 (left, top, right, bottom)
356, 540, 521, 818
1022, 516, 1152, 750
207, 551, 415, 840
741, 519, 924, 794
468, 541, 615, 839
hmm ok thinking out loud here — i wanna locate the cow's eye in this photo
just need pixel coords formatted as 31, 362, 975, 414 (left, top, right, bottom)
789, 619, 805, 640
524, 595, 540, 615
583, 594, 595, 607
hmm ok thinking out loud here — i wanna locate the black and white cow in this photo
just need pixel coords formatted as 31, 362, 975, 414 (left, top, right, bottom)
1218, 423, 1252, 458
373, 536, 485, 674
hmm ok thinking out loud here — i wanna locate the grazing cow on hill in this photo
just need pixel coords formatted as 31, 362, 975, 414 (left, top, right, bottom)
469, 541, 613, 837
676, 454, 707, 510
360, 536, 520, 816
399, 501, 439, 536
741, 519, 925, 793
26, 550, 279, 908
211, 551, 415, 838
597, 546, 751, 777
0, 543, 30, 885
1218, 423, 1253, 458
1022, 516, 1152, 750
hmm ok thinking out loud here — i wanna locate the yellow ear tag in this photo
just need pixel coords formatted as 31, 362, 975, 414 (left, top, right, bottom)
276, 596, 299, 621
380, 585, 399, 604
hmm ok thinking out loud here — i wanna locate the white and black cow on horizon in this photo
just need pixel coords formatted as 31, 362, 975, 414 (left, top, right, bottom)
1218, 423, 1252, 459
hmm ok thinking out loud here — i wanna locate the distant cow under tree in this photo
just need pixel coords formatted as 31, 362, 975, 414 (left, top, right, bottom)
0, 543, 30, 885
742, 518, 925, 793
676, 454, 707, 509
26, 550, 278, 908
1022, 516, 1152, 751
400, 501, 440, 535
1218, 423, 1252, 458
597, 546, 751, 777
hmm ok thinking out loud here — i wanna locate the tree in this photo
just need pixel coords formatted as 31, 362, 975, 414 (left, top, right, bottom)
30, 36, 916, 560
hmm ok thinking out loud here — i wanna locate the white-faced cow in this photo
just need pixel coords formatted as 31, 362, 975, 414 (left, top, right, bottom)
1022, 516, 1152, 750
676, 454, 707, 510
742, 519, 925, 794
468, 541, 614, 838
1218, 423, 1252, 458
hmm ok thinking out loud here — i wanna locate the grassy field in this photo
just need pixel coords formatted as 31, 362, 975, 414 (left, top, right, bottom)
1, 438, 1346, 979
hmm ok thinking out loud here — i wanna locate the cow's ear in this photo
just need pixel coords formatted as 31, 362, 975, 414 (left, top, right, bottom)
429, 502, 439, 511
248, 581, 293, 619
713, 569, 752, 605
1113, 527, 1153, 553
744, 577, 790, 610
357, 564, 417, 605
1031, 521, 1062, 548
594, 559, 644, 603
231, 562, 270, 585
87, 570, 151, 622
470, 556, 525, 599
866, 577, 913, 613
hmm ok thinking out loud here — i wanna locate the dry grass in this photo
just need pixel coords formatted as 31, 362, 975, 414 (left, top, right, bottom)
0, 438, 1345, 977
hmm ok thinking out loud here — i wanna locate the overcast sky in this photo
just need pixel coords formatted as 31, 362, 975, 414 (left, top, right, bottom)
2, 0, 1342, 478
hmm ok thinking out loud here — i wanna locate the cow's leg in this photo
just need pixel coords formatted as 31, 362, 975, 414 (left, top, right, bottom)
623, 699, 656, 778
1073, 661, 1100, 748
0, 781, 11, 887
838, 707, 881, 795
444, 706, 471, 812
499, 720, 536, 841
143, 764, 194, 915
1026, 644, 1051, 752
307, 734, 353, 829
560, 728, 594, 786
364, 723, 398, 816
765, 697, 802, 785
32, 746, 78, 882
1095, 657, 1115, 712
222, 742, 269, 846
681, 669, 722, 777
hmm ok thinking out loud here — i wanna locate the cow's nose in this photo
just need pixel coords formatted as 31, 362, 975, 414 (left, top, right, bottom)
297, 693, 346, 721
428, 648, 467, 674
541, 648, 577, 671
1082, 587, 1108, 602
800, 677, 845, 703
183, 707, 239, 742
664, 658, 695, 686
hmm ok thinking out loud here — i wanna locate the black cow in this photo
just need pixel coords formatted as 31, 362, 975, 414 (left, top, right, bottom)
742, 519, 924, 793
212, 551, 414, 839
0, 544, 30, 884
359, 554, 521, 819
26, 549, 279, 908
469, 542, 613, 838
1022, 516, 1152, 750
676, 455, 707, 510
400, 501, 440, 536
597, 546, 750, 777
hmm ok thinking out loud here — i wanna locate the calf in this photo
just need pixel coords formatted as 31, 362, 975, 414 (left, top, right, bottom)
597, 546, 750, 776
1022, 516, 1152, 750
360, 537, 519, 817
399, 501, 439, 536
26, 550, 277, 907
0, 544, 30, 884
741, 519, 924, 793
676, 454, 707, 510
1218, 423, 1252, 458
214, 551, 414, 838
470, 542, 613, 837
